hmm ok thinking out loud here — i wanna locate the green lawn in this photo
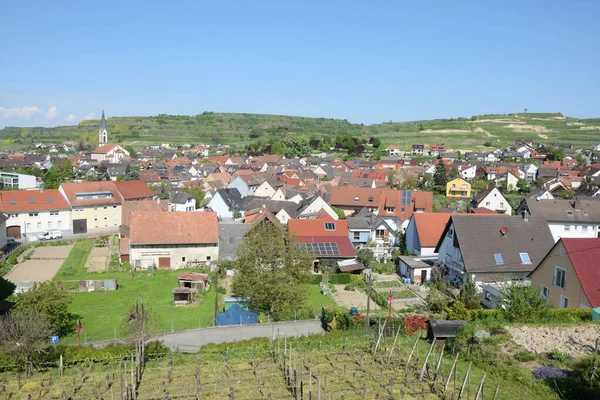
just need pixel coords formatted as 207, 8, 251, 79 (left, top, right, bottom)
307, 284, 336, 312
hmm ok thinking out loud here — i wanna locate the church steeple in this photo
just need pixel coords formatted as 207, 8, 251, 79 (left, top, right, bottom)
99, 110, 108, 145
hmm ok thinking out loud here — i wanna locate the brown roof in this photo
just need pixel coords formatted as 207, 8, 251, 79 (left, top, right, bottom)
92, 143, 120, 154
138, 170, 162, 183
121, 199, 169, 237
288, 218, 348, 237
130, 211, 218, 245
114, 180, 155, 200
0, 189, 70, 212
412, 213, 453, 247
60, 181, 124, 207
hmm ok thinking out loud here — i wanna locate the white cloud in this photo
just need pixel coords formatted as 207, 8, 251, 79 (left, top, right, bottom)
65, 114, 78, 122
83, 113, 95, 120
45, 106, 58, 120
0, 106, 41, 120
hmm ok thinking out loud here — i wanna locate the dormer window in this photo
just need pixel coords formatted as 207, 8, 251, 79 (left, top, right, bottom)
325, 222, 336, 231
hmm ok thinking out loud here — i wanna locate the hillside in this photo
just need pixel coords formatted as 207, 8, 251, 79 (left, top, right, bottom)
1, 111, 599, 151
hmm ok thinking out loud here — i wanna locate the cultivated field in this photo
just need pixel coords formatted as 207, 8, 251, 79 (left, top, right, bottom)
4, 244, 73, 283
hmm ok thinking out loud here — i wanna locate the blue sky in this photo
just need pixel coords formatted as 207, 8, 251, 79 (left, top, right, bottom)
1, 0, 598, 128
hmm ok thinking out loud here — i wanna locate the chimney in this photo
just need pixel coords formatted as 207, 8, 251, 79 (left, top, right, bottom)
39, 183, 44, 193
521, 210, 529, 222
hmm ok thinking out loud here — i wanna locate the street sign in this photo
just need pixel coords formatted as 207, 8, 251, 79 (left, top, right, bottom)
50, 336, 59, 344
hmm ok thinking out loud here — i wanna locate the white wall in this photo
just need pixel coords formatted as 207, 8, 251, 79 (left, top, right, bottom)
130, 244, 219, 269
548, 222, 599, 243
299, 197, 338, 220
6, 209, 72, 241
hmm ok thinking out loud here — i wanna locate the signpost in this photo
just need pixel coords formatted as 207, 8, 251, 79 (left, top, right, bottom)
50, 336, 59, 344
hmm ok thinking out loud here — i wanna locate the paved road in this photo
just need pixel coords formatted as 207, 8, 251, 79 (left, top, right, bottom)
91, 320, 324, 351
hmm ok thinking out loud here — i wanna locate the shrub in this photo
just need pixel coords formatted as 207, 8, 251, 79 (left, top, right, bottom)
549, 348, 571, 362
322, 307, 352, 331
217, 287, 227, 294
446, 301, 469, 320
403, 315, 428, 335
533, 366, 566, 380
343, 284, 355, 291
330, 273, 351, 285
514, 350, 536, 362
427, 289, 450, 313
311, 275, 323, 284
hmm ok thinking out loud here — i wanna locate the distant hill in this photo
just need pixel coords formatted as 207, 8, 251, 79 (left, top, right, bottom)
1, 111, 599, 151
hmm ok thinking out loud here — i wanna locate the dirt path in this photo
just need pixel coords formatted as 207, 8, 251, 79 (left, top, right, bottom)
473, 127, 495, 137
507, 325, 600, 356
85, 246, 110, 272
538, 133, 549, 139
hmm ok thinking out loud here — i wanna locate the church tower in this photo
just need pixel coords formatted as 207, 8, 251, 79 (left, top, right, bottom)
99, 110, 108, 145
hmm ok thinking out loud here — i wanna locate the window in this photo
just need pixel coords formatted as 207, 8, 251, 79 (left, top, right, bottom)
519, 253, 531, 264
499, 202, 504, 208
206, 256, 211, 261
448, 228, 454, 238
94, 206, 98, 210
113, 205, 117, 209
37, 222, 42, 230
58, 221, 62, 228
375, 229, 385, 239
583, 210, 588, 216
103, 206, 108, 210
559, 247, 565, 256
485, 202, 491, 206
583, 226, 588, 232
29, 212, 38, 217
554, 267, 566, 289
104, 215, 108, 220
94, 216, 99, 221
325, 222, 336, 231
560, 295, 569, 309
368, 197, 374, 202
26, 222, 31, 230
48, 221, 52, 229
493, 253, 504, 264
354, 197, 359, 202
182, 257, 186, 262
540, 286, 550, 300
385, 207, 395, 213
353, 232, 360, 240
49, 211, 58, 216
564, 225, 570, 231
566, 210, 574, 216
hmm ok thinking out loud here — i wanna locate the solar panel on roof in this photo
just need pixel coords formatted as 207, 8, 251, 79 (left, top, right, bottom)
297, 242, 340, 256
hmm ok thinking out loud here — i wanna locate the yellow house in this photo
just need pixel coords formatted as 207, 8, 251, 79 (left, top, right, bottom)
59, 181, 124, 234
446, 177, 471, 199
529, 238, 600, 309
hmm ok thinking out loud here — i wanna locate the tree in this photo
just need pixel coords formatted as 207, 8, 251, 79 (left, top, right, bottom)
95, 163, 109, 181
125, 164, 140, 181
516, 179, 531, 194
331, 206, 345, 220
280, 136, 310, 158
471, 177, 488, 193
449, 167, 459, 179
232, 222, 313, 319
433, 160, 448, 194
499, 283, 549, 322
157, 182, 171, 200
13, 282, 77, 336
43, 167, 62, 189
121, 300, 159, 347
457, 278, 481, 310
183, 185, 206, 208
372, 138, 382, 148
356, 248, 376, 269
0, 312, 52, 376
124, 145, 138, 158
0, 277, 15, 301
388, 168, 408, 190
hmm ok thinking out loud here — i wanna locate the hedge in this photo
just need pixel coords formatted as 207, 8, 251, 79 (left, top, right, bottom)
311, 273, 352, 285
467, 307, 593, 323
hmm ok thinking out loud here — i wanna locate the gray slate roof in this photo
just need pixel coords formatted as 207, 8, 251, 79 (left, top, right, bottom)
216, 188, 243, 209
442, 215, 554, 274
347, 210, 390, 230
522, 198, 600, 223
218, 222, 251, 261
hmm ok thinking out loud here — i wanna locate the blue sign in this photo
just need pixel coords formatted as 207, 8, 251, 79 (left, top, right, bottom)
50, 336, 59, 344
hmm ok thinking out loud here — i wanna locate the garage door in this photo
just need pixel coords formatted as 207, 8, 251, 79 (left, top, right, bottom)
73, 219, 87, 234
6, 226, 21, 238
158, 257, 171, 269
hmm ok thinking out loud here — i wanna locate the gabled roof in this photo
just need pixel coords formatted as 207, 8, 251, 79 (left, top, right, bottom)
0, 189, 70, 212
215, 188, 243, 208
561, 238, 600, 307
120, 199, 169, 237
218, 222, 252, 261
436, 215, 554, 273
347, 210, 392, 231
523, 198, 600, 222
412, 213, 452, 247
288, 218, 349, 237
60, 181, 124, 207
130, 211, 218, 245
114, 180, 154, 200
92, 143, 122, 154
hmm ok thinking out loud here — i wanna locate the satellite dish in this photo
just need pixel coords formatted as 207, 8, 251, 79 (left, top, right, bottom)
500, 226, 509, 235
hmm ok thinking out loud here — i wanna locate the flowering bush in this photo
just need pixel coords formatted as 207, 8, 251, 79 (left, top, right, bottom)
533, 366, 566, 380
403, 315, 428, 335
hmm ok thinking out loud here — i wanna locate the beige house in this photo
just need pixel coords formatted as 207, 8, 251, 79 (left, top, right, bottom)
529, 238, 600, 309
59, 181, 124, 234
90, 144, 130, 163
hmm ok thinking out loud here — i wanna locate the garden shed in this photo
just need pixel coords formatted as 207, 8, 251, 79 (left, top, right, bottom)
428, 320, 468, 340
178, 272, 209, 291
172, 287, 193, 306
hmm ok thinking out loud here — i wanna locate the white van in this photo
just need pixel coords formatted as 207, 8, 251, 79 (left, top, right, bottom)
38, 231, 63, 241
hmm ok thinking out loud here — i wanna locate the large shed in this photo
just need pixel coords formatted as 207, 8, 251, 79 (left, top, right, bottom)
178, 273, 210, 291
427, 320, 468, 340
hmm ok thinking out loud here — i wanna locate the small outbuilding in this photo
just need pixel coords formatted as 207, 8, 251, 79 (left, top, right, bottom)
178, 273, 210, 291
172, 287, 193, 306
427, 319, 468, 341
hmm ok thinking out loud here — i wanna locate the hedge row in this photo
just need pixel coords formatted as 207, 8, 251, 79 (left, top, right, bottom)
311, 273, 352, 285
467, 307, 593, 323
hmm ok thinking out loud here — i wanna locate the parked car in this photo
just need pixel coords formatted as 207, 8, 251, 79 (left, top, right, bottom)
38, 231, 63, 241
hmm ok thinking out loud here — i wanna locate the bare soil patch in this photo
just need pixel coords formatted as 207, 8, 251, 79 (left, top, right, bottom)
507, 325, 600, 356
5, 259, 64, 283
473, 127, 495, 137
332, 285, 380, 311
420, 129, 472, 134
475, 118, 522, 123
29, 245, 73, 259
506, 124, 550, 133
580, 126, 600, 130
85, 246, 110, 272
538, 133, 549, 139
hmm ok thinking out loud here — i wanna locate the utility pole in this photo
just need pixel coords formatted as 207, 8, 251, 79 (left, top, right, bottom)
213, 267, 219, 326
365, 272, 372, 328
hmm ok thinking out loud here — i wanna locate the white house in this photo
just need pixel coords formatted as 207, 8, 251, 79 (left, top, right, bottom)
405, 213, 452, 256
0, 172, 38, 190
254, 181, 278, 198
227, 175, 259, 197
170, 191, 196, 212
0, 189, 72, 241
469, 186, 512, 215
522, 164, 539, 181
459, 165, 477, 181
207, 188, 243, 220
517, 198, 600, 242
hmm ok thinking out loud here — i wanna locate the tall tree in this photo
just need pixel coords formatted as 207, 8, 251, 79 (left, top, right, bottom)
232, 221, 312, 319
433, 160, 448, 194
43, 167, 62, 189
14, 282, 77, 336
0, 312, 52, 377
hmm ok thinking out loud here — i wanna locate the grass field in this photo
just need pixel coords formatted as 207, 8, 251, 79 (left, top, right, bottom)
1, 111, 599, 152
53, 241, 334, 343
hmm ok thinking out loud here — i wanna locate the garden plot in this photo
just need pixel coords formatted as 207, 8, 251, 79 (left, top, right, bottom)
85, 246, 110, 272
333, 285, 380, 311
507, 325, 600, 356
5, 244, 73, 283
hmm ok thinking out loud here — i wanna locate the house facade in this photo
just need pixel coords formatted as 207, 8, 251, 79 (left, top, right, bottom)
0, 172, 37, 190
469, 186, 511, 215
90, 144, 130, 163
0, 189, 72, 241
129, 211, 218, 269
529, 238, 600, 309
207, 188, 243, 220
405, 213, 451, 256
445, 178, 471, 199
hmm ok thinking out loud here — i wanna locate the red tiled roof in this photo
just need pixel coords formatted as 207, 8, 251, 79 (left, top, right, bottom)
295, 236, 356, 258
562, 238, 600, 307
130, 211, 218, 245
114, 180, 154, 200
471, 207, 498, 214
121, 199, 169, 233
92, 143, 119, 154
138, 170, 162, 183
0, 189, 70, 212
288, 218, 349, 237
178, 272, 209, 281
60, 181, 124, 207
413, 213, 452, 247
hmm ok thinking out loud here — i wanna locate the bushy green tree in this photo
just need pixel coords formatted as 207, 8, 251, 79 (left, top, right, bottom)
499, 283, 549, 322
232, 222, 313, 320
14, 282, 77, 336
457, 278, 481, 310
182, 185, 206, 208
372, 138, 382, 148
281, 136, 310, 158
356, 248, 376, 269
